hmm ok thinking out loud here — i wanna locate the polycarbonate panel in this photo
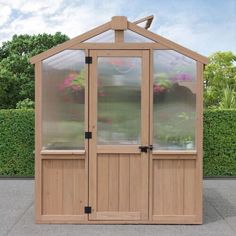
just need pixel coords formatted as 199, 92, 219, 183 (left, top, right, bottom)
153, 50, 196, 150
124, 30, 154, 42
97, 57, 141, 145
83, 30, 114, 43
42, 50, 85, 150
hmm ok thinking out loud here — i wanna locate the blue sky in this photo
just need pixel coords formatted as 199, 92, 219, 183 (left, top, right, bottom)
0, 0, 235, 56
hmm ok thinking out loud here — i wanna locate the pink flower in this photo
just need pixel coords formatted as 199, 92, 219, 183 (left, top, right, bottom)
153, 84, 166, 93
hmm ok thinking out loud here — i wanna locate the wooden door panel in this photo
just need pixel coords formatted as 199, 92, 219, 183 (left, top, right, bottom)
89, 50, 149, 221
151, 158, 196, 220
42, 159, 86, 219
95, 153, 147, 220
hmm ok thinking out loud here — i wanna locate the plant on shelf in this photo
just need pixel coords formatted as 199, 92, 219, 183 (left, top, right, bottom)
59, 69, 85, 101
153, 73, 172, 94
59, 69, 85, 93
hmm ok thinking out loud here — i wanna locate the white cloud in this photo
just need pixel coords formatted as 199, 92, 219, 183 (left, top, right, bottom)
0, 0, 121, 44
153, 11, 236, 56
0, 4, 11, 27
0, 0, 235, 56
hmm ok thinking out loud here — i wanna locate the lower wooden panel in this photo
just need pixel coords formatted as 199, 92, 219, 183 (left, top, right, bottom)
93, 153, 148, 220
152, 159, 196, 219
42, 159, 86, 219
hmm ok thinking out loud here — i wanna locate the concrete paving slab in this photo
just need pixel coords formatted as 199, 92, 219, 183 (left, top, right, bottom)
0, 180, 34, 236
1, 179, 236, 236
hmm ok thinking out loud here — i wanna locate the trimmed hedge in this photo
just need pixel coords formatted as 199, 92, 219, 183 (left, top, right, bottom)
0, 109, 236, 176
0, 109, 34, 176
204, 109, 236, 176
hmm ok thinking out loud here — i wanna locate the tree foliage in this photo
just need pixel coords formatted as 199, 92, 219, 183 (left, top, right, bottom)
0, 33, 69, 108
204, 51, 236, 108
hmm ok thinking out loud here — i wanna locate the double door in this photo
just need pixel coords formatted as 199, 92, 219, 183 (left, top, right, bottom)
88, 50, 150, 221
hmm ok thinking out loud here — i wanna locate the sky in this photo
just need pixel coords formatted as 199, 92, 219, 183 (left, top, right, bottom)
0, 0, 235, 56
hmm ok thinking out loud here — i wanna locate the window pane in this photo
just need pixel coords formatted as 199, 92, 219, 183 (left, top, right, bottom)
83, 30, 114, 43
97, 57, 141, 144
124, 30, 154, 42
153, 50, 196, 150
42, 50, 85, 150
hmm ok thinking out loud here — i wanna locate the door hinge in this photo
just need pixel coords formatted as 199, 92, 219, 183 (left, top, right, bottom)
85, 56, 92, 64
85, 131, 92, 139
84, 206, 92, 214
139, 145, 153, 153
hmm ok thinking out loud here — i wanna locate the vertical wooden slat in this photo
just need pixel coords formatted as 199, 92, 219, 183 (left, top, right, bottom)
152, 160, 163, 215
175, 160, 184, 215
35, 61, 42, 220
149, 48, 154, 220
108, 154, 119, 211
184, 160, 196, 215
97, 155, 109, 211
129, 155, 141, 212
162, 160, 173, 215
140, 50, 150, 220
119, 155, 130, 211
42, 160, 49, 215
115, 30, 124, 42
74, 160, 86, 214
84, 49, 89, 219
62, 161, 74, 214
56, 160, 63, 215
89, 50, 98, 219
195, 61, 204, 223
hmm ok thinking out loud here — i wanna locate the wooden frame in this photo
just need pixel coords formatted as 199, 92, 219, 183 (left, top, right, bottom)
31, 15, 207, 224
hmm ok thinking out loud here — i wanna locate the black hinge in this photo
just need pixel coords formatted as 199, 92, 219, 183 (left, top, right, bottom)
84, 206, 92, 214
85, 56, 92, 64
85, 131, 92, 139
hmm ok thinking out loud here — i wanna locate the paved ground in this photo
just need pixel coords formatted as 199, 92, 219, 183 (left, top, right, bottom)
0, 180, 236, 236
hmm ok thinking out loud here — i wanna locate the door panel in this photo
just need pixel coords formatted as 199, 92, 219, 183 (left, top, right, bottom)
89, 50, 149, 221
42, 159, 86, 217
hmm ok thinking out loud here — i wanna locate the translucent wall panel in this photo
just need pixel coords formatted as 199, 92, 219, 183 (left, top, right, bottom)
124, 30, 154, 42
97, 57, 141, 144
83, 30, 114, 43
153, 50, 196, 150
42, 50, 85, 150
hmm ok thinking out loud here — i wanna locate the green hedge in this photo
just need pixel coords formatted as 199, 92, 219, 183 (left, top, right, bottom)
0, 109, 34, 176
0, 109, 236, 176
204, 109, 236, 176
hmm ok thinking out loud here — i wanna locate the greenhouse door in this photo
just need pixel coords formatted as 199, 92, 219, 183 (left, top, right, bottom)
88, 50, 150, 221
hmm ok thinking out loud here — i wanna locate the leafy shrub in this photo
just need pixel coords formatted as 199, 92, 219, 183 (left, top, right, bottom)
16, 98, 35, 109
0, 109, 236, 176
0, 109, 34, 176
204, 109, 236, 176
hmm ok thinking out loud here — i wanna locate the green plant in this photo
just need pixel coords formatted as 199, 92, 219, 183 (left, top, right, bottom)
204, 51, 236, 108
0, 33, 69, 109
204, 109, 236, 176
0, 109, 34, 176
219, 86, 236, 109
1, 108, 236, 177
16, 98, 35, 109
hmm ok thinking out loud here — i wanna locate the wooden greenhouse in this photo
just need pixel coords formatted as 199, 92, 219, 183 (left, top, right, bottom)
31, 15, 208, 224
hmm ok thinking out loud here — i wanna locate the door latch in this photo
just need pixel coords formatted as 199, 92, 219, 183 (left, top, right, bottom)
139, 145, 153, 153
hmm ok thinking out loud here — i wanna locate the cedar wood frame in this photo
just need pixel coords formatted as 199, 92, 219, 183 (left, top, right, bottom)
31, 16, 208, 224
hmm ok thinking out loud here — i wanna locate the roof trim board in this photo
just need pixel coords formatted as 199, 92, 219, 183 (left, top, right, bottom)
128, 22, 208, 64
30, 21, 111, 64
30, 16, 208, 64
